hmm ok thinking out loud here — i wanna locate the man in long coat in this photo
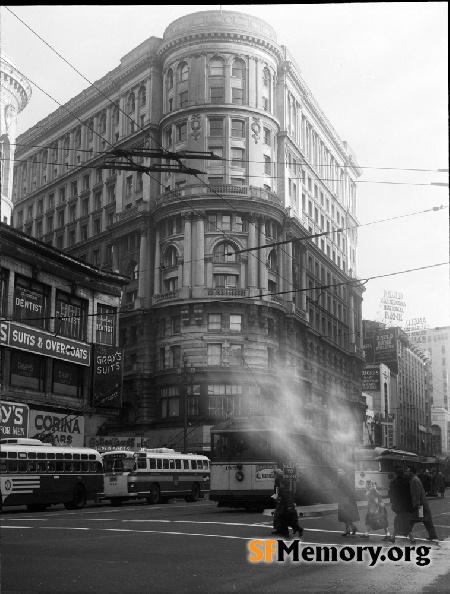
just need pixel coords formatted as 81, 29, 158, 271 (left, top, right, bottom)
406, 466, 439, 542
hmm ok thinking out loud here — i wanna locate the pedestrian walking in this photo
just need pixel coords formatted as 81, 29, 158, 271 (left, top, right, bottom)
406, 466, 439, 543
271, 468, 284, 535
276, 479, 303, 538
421, 469, 432, 496
360, 483, 390, 540
337, 467, 359, 536
387, 467, 415, 544
436, 471, 446, 498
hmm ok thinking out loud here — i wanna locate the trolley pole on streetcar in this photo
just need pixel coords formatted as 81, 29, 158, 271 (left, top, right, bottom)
177, 353, 195, 454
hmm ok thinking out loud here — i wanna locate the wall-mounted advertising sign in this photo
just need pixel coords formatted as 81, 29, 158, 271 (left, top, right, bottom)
0, 401, 29, 438
0, 321, 90, 366
86, 436, 151, 452
362, 368, 381, 391
28, 410, 85, 446
92, 345, 123, 408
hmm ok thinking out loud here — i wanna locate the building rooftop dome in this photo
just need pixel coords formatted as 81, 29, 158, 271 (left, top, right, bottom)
163, 10, 277, 45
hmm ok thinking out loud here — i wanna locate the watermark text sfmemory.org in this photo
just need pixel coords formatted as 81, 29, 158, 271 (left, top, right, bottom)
248, 540, 431, 567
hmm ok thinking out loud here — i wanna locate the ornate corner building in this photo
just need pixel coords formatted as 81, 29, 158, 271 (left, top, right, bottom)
11, 10, 366, 452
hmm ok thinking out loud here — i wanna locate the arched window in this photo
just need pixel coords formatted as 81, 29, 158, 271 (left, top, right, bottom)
99, 112, 107, 134
164, 246, 178, 267
214, 242, 236, 263
138, 85, 146, 106
268, 249, 277, 271
232, 58, 245, 78
126, 260, 139, 281
179, 62, 189, 83
127, 93, 136, 113
167, 68, 174, 90
113, 106, 119, 126
210, 57, 224, 76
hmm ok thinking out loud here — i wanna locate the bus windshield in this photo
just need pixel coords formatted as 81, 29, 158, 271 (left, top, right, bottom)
212, 432, 272, 461
103, 457, 136, 472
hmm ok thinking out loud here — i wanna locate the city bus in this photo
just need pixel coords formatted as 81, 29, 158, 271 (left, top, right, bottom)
102, 448, 210, 505
0, 438, 104, 511
209, 417, 350, 510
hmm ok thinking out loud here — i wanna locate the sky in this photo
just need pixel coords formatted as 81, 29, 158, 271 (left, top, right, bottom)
1, 3, 448, 328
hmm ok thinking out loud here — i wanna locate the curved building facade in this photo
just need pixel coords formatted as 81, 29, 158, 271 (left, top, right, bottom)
12, 10, 365, 453
1, 54, 32, 224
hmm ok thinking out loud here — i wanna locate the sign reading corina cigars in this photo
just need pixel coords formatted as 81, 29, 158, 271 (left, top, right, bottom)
0, 321, 90, 366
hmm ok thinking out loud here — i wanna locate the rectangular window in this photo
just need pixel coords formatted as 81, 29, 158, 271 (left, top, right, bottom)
94, 191, 102, 210
58, 211, 65, 228
208, 177, 224, 186
179, 90, 188, 107
207, 214, 217, 231
231, 87, 243, 105
94, 219, 101, 235
169, 345, 181, 368
96, 304, 116, 345
107, 185, 116, 204
172, 315, 181, 334
214, 275, 237, 288
207, 384, 242, 416
176, 122, 187, 142
83, 174, 90, 190
37, 199, 44, 214
209, 118, 224, 136
125, 176, 133, 196
207, 344, 222, 366
208, 314, 222, 331
10, 351, 45, 391
230, 314, 242, 332
14, 275, 49, 329
208, 146, 223, 164
166, 128, 173, 147
231, 148, 245, 168
52, 360, 83, 398
210, 87, 224, 104
0, 268, 9, 317
235, 216, 243, 232
231, 120, 245, 138
229, 344, 242, 366
264, 155, 271, 176
264, 127, 271, 145
81, 225, 88, 241
55, 290, 88, 341
221, 214, 231, 231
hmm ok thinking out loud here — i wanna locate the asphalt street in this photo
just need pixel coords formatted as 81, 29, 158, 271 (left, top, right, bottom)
1, 496, 449, 594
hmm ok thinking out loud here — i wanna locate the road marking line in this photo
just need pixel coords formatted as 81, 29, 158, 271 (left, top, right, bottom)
1, 526, 32, 529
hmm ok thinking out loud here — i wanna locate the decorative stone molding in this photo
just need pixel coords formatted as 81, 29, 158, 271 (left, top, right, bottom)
190, 114, 201, 140
251, 117, 261, 144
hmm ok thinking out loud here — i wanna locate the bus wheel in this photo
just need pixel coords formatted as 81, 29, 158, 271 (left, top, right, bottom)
26, 504, 47, 512
148, 484, 161, 505
186, 483, 200, 502
64, 484, 87, 510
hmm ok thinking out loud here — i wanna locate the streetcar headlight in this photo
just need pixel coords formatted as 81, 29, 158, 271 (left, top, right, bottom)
235, 471, 244, 481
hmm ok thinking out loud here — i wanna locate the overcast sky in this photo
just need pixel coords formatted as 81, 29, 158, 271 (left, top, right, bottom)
2, 3, 448, 328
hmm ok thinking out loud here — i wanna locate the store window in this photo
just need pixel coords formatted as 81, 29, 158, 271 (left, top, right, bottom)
10, 351, 45, 391
55, 291, 88, 341
52, 360, 83, 398
96, 304, 116, 345
14, 275, 50, 330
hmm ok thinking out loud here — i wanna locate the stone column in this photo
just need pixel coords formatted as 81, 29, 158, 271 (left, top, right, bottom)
138, 226, 148, 305
248, 56, 257, 109
285, 231, 293, 303
153, 226, 161, 295
300, 246, 307, 311
258, 217, 267, 293
224, 60, 232, 104
195, 212, 205, 287
248, 214, 257, 294
105, 106, 112, 144
182, 212, 192, 288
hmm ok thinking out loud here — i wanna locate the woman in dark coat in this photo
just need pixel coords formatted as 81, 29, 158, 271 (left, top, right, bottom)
337, 468, 360, 536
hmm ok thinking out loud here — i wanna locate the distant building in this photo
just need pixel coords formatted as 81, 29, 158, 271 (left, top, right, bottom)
0, 222, 129, 444
0, 54, 32, 224
363, 320, 432, 454
11, 10, 366, 452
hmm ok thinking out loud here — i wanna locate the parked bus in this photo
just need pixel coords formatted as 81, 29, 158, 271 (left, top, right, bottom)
102, 448, 210, 505
0, 438, 104, 511
210, 417, 350, 510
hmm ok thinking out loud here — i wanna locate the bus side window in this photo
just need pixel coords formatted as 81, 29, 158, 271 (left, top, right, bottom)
7, 460, 18, 473
149, 458, 156, 469
73, 461, 81, 472
197, 461, 203, 470
163, 459, 169, 470
0, 460, 7, 473
183, 460, 189, 470
169, 459, 175, 470
96, 462, 103, 473
156, 459, 162, 470
191, 460, 197, 470
81, 461, 89, 472
28, 460, 37, 473
37, 461, 46, 473
64, 462, 72, 472
18, 460, 28, 473
47, 461, 56, 472
205, 461, 209, 470
137, 459, 147, 469
175, 459, 181, 470
55, 461, 64, 472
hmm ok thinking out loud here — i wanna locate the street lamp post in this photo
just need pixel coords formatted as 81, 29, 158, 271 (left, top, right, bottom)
177, 353, 195, 454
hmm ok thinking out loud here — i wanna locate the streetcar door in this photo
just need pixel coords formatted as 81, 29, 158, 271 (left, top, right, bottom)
104, 458, 133, 499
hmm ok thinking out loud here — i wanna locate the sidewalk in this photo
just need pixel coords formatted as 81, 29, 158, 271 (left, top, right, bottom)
263, 498, 387, 518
